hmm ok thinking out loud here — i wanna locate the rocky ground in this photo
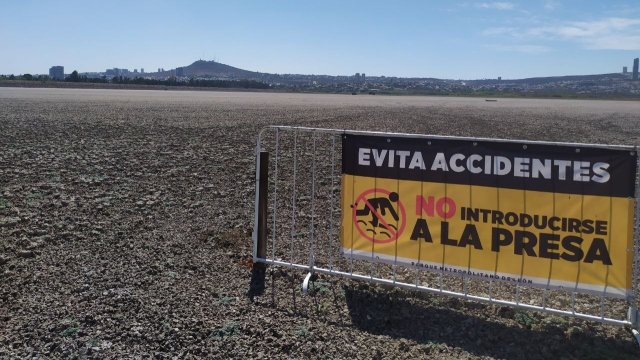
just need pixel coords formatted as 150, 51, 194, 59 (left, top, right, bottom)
1, 88, 640, 359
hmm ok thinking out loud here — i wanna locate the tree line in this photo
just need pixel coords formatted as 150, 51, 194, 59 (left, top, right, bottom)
111, 75, 270, 89
1, 71, 271, 89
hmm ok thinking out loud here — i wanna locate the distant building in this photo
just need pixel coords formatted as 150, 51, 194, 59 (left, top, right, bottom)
498, 76, 502, 81
105, 68, 130, 77
49, 66, 64, 80
141, 68, 144, 73
633, 58, 639, 81
623, 66, 628, 74
362, 73, 365, 82
175, 67, 185, 77
81, 72, 101, 79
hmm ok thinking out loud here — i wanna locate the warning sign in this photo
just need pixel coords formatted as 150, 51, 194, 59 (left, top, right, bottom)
340, 134, 638, 298
352, 188, 406, 244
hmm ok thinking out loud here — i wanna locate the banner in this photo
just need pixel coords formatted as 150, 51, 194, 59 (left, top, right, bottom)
341, 134, 638, 298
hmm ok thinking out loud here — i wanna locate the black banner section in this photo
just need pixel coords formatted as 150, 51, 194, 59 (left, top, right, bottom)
342, 134, 637, 197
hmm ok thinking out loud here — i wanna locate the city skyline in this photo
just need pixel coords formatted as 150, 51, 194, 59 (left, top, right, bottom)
2, 1, 640, 79
32, 56, 640, 81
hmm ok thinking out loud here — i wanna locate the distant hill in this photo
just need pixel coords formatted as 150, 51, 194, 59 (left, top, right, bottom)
183, 60, 259, 78
467, 73, 629, 85
149, 60, 260, 79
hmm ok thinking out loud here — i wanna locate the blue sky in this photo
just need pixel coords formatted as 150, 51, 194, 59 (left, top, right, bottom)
1, 0, 639, 79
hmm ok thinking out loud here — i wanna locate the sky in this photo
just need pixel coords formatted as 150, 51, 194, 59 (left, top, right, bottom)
1, 0, 639, 79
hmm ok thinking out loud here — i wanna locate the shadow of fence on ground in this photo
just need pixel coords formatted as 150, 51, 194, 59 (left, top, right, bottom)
344, 286, 637, 359
247, 264, 266, 301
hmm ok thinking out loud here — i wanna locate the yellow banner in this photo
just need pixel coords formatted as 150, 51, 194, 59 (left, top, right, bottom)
341, 174, 635, 297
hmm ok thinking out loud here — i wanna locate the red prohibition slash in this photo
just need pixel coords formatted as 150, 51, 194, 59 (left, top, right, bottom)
352, 188, 406, 244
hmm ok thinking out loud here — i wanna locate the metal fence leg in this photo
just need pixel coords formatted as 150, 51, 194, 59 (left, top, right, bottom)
302, 272, 313, 294
628, 306, 640, 347
249, 151, 269, 299
256, 151, 269, 264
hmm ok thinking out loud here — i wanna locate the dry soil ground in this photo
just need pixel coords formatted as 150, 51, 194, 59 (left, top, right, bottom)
1, 88, 640, 359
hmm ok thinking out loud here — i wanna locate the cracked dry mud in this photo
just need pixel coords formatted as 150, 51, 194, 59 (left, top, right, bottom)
1, 88, 640, 359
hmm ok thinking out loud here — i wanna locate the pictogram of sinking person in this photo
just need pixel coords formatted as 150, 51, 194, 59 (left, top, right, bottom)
352, 190, 404, 242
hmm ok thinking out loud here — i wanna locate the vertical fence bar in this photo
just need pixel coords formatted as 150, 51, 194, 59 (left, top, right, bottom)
309, 132, 317, 270
290, 131, 298, 266
328, 134, 337, 272
252, 140, 261, 261
271, 129, 279, 261
256, 151, 269, 264
249, 144, 269, 297
630, 146, 640, 328
415, 180, 425, 288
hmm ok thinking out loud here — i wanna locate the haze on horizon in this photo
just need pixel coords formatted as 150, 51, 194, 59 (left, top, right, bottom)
2, 0, 639, 79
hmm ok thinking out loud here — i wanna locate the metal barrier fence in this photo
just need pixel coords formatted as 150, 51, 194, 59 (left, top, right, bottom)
252, 125, 640, 337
